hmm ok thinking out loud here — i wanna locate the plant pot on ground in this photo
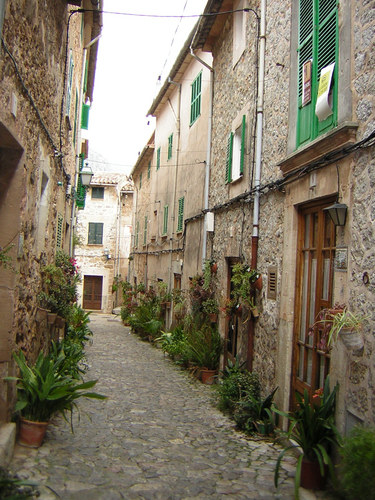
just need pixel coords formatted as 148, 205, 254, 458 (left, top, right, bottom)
5, 350, 106, 447
187, 325, 223, 383
273, 376, 342, 499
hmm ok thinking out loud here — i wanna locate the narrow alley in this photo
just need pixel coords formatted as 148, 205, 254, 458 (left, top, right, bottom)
11, 314, 302, 499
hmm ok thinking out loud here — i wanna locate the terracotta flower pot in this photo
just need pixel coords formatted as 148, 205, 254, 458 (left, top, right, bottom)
47, 313, 57, 325
35, 307, 49, 323
339, 328, 364, 351
209, 313, 218, 323
253, 274, 263, 291
201, 369, 217, 385
55, 316, 66, 329
18, 417, 49, 448
211, 262, 218, 274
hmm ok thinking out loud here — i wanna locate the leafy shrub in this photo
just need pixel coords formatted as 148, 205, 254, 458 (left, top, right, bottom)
0, 466, 36, 499
339, 426, 375, 499
66, 305, 93, 345
216, 369, 260, 412
233, 387, 278, 434
128, 301, 163, 340
157, 326, 191, 365
187, 325, 223, 370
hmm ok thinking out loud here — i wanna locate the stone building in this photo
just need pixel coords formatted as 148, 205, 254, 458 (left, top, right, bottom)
131, 0, 375, 431
129, 27, 213, 318
74, 172, 133, 314
0, 0, 102, 421
190, 0, 375, 432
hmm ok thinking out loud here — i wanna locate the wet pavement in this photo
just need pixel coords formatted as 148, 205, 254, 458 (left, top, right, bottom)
10, 313, 330, 499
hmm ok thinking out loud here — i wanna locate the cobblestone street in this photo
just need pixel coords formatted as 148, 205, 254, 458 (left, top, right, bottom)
10, 314, 313, 499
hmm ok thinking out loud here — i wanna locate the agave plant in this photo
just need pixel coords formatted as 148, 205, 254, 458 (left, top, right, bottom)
5, 351, 106, 424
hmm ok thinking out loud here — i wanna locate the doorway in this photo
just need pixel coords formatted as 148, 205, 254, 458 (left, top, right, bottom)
291, 200, 337, 405
83, 275, 103, 310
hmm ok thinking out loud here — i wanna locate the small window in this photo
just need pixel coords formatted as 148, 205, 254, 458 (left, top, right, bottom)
56, 214, 64, 249
135, 221, 139, 248
143, 216, 148, 245
156, 147, 161, 170
190, 72, 202, 125
177, 197, 185, 232
92, 187, 104, 199
233, 0, 247, 66
168, 134, 173, 160
88, 222, 103, 245
139, 173, 142, 189
163, 205, 169, 235
226, 115, 246, 183
147, 161, 151, 179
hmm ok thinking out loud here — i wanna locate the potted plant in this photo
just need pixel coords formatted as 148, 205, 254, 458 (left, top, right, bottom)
202, 297, 219, 322
233, 387, 278, 436
5, 350, 106, 447
230, 263, 257, 315
188, 325, 223, 384
274, 376, 342, 498
309, 304, 367, 350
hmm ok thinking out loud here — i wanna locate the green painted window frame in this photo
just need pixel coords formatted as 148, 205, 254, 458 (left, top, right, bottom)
225, 115, 246, 183
66, 49, 74, 116
190, 71, 202, 125
135, 221, 139, 248
168, 134, 173, 160
88, 222, 103, 245
73, 90, 78, 146
163, 205, 169, 235
296, 0, 338, 148
56, 213, 64, 249
143, 216, 148, 245
156, 147, 161, 170
177, 197, 185, 232
147, 161, 151, 179
81, 103, 90, 130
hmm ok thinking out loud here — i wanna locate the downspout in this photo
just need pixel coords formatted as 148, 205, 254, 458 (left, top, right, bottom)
248, 0, 266, 370
189, 47, 213, 268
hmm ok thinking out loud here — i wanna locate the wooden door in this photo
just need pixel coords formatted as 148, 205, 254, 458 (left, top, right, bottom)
83, 275, 103, 310
291, 201, 336, 405
225, 261, 240, 364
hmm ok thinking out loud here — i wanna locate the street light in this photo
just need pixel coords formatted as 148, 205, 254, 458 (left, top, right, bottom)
80, 162, 94, 186
324, 202, 348, 226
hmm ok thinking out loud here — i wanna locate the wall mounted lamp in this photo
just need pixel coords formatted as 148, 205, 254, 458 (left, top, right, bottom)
324, 202, 348, 226
80, 162, 94, 186
104, 248, 111, 260
66, 162, 94, 200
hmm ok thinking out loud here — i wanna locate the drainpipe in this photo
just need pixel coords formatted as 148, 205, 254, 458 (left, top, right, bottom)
189, 47, 214, 268
248, 0, 266, 370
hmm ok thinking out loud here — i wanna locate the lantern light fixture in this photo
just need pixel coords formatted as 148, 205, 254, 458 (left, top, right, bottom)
324, 202, 348, 227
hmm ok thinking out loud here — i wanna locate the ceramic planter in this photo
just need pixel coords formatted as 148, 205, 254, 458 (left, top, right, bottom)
300, 457, 327, 490
339, 328, 364, 351
18, 417, 49, 448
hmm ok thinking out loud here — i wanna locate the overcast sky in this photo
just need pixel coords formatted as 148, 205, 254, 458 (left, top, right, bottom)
88, 0, 208, 174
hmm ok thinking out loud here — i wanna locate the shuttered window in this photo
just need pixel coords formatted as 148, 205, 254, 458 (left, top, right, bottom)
190, 71, 202, 125
147, 161, 151, 179
143, 216, 148, 245
88, 222, 103, 245
177, 197, 185, 232
168, 134, 173, 160
66, 50, 74, 116
81, 103, 90, 129
56, 214, 64, 249
135, 221, 139, 248
139, 173, 142, 189
163, 205, 169, 235
76, 153, 87, 209
296, 0, 338, 148
156, 147, 161, 170
226, 115, 246, 183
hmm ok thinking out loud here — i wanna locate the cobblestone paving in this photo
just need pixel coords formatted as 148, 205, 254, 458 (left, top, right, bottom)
10, 314, 330, 499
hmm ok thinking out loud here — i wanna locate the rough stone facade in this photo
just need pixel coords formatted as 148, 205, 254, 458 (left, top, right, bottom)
74, 173, 133, 314
0, 0, 102, 421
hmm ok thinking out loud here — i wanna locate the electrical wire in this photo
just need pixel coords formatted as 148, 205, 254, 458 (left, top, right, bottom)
74, 8, 254, 19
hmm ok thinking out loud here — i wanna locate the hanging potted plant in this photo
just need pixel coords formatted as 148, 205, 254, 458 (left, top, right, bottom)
274, 376, 342, 498
202, 297, 219, 323
309, 304, 367, 350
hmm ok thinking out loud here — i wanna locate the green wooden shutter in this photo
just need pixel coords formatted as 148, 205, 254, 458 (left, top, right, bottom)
163, 205, 169, 235
190, 72, 202, 125
66, 50, 74, 115
135, 221, 139, 248
177, 197, 185, 232
76, 153, 87, 209
147, 161, 151, 179
56, 214, 63, 249
240, 115, 246, 175
168, 134, 173, 160
143, 216, 148, 245
297, 0, 338, 148
139, 173, 142, 189
81, 103, 90, 129
73, 90, 78, 146
157, 147, 161, 170
96, 223, 103, 244
225, 132, 234, 183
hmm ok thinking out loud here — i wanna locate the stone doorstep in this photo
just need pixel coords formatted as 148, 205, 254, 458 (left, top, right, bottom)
0, 423, 16, 467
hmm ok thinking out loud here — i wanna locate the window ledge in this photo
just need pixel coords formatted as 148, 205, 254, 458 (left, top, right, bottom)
278, 123, 358, 175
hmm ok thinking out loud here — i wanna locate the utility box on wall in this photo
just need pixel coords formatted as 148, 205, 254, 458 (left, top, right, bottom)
206, 212, 214, 232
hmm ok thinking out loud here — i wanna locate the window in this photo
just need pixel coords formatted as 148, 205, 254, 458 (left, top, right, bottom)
143, 216, 148, 245
156, 147, 161, 170
92, 187, 104, 199
147, 161, 151, 179
66, 50, 74, 116
88, 222, 103, 245
226, 115, 246, 183
163, 205, 169, 235
296, 0, 338, 148
168, 134, 173, 160
177, 197, 185, 232
73, 90, 78, 146
233, 0, 247, 65
76, 154, 87, 209
190, 71, 202, 125
135, 221, 139, 248
81, 103, 90, 130
0, 0, 6, 39
139, 173, 142, 189
56, 214, 64, 249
